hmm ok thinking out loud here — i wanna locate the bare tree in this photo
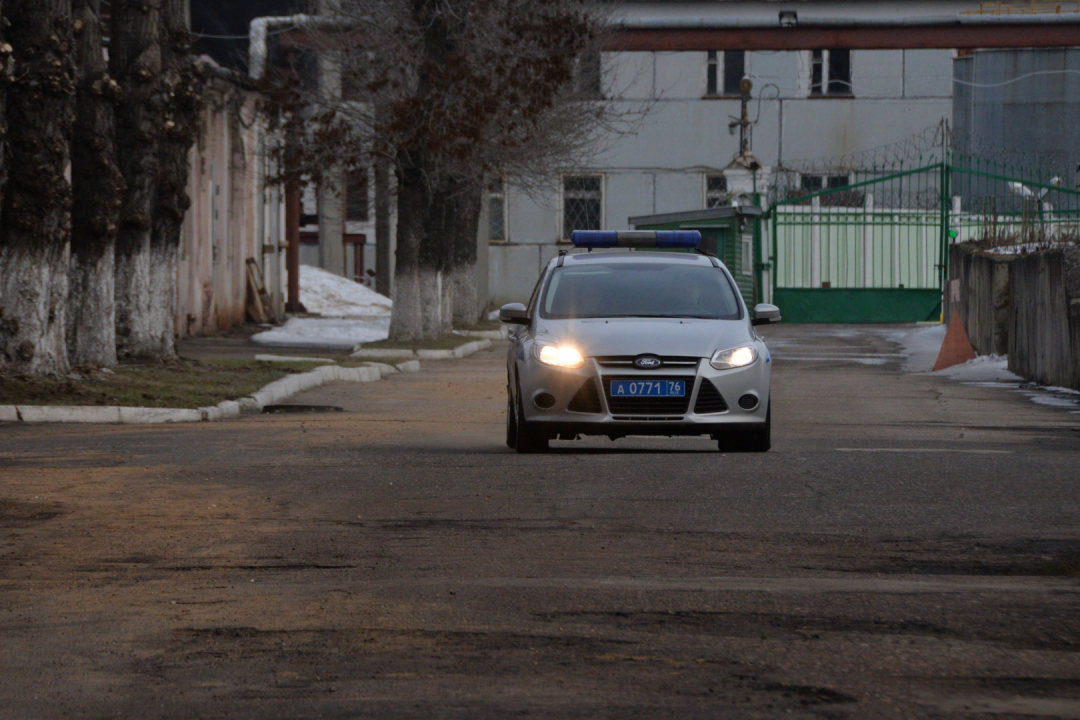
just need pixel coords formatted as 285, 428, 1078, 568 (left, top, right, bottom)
150, 0, 203, 359
0, 1, 8, 238
268, 0, 640, 340
69, 0, 124, 367
111, 0, 163, 359
0, 0, 76, 375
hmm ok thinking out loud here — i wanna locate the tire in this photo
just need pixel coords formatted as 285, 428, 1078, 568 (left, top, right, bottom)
744, 401, 771, 453
716, 401, 771, 453
505, 380, 518, 449
514, 386, 548, 454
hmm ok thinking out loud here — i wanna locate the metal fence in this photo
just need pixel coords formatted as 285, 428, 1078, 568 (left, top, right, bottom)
767, 153, 1080, 293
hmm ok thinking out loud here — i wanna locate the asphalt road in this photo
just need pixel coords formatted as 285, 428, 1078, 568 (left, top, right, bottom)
2, 324, 1079, 719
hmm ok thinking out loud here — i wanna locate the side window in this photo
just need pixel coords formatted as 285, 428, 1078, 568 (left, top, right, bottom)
526, 269, 548, 317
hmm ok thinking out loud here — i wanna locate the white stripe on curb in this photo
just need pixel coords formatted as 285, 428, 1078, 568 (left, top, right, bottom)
18, 406, 122, 423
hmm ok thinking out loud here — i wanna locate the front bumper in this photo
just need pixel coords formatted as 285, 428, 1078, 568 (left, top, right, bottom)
516, 350, 770, 439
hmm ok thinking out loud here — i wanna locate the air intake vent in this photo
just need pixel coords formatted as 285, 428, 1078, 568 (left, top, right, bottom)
694, 380, 728, 414
567, 379, 602, 414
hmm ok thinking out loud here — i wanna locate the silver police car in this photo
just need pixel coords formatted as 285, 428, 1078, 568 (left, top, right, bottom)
500, 230, 780, 453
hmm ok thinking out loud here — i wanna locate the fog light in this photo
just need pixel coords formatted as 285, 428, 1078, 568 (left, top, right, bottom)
738, 394, 759, 411
534, 392, 556, 409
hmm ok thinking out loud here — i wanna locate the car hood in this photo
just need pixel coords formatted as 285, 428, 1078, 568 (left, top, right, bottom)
534, 317, 752, 359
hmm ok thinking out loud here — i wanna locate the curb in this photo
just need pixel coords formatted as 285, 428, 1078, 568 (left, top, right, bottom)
0, 360, 418, 426
353, 338, 492, 361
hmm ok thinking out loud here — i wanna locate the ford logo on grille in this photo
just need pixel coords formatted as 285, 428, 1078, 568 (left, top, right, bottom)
634, 355, 663, 369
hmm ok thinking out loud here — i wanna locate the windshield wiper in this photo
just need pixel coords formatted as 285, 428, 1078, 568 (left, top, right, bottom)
587, 314, 717, 319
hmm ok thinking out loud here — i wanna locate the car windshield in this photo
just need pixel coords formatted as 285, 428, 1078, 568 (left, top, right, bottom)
540, 261, 742, 320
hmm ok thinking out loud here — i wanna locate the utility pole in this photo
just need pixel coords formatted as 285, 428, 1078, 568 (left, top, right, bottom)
729, 76, 754, 156
739, 76, 753, 156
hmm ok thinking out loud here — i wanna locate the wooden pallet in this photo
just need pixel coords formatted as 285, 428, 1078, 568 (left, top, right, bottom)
246, 258, 282, 324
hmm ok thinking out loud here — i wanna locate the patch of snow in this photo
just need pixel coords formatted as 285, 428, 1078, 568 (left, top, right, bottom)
890, 324, 1080, 413
250, 317, 390, 350
983, 241, 1077, 256
299, 264, 392, 318
487, 309, 500, 321
1018, 391, 1080, 409
934, 355, 1024, 383
889, 324, 946, 372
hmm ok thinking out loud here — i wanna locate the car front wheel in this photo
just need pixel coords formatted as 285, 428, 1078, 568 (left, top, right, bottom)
716, 401, 771, 453
514, 385, 549, 454
505, 380, 518, 449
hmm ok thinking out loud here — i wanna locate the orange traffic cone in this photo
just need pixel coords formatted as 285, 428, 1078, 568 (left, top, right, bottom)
933, 313, 977, 371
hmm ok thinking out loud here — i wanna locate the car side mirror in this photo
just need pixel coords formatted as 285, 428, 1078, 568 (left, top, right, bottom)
499, 302, 530, 325
751, 303, 781, 326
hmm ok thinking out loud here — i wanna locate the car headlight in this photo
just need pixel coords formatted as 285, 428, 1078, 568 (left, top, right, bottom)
536, 344, 585, 369
710, 345, 758, 370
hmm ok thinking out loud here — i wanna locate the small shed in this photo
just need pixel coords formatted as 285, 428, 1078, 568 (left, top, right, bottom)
629, 205, 763, 306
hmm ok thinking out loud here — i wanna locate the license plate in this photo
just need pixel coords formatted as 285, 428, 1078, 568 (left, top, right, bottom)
610, 380, 686, 397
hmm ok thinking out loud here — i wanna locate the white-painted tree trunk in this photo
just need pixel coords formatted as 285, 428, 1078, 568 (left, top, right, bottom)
114, 233, 156, 359
448, 261, 479, 326
67, 250, 116, 367
149, 240, 178, 357
0, 244, 70, 374
390, 266, 454, 341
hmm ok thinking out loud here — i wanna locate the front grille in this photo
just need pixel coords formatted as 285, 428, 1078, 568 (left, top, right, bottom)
595, 356, 700, 370
694, 379, 729, 414
567, 379, 602, 414
602, 376, 693, 415
612, 416, 683, 422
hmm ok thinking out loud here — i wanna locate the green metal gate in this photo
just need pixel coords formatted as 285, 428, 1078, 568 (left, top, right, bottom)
766, 152, 1080, 323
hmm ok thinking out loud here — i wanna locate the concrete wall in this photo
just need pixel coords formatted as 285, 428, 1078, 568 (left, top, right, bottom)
177, 76, 284, 338
1008, 248, 1080, 391
945, 244, 1011, 356
488, 48, 954, 305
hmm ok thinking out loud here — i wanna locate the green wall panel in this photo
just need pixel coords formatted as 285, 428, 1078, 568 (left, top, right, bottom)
773, 288, 942, 324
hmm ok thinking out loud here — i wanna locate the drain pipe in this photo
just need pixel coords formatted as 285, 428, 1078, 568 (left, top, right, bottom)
249, 15, 314, 80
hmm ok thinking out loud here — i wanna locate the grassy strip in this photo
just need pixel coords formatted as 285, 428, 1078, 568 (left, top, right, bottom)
0, 359, 335, 409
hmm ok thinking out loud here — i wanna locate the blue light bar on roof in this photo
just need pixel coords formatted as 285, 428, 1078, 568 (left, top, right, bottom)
569, 230, 701, 248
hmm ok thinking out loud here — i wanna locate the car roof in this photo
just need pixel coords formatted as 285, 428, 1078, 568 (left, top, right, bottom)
555, 250, 720, 268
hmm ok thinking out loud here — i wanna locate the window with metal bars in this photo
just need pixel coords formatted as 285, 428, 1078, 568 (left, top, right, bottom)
576, 51, 603, 99
810, 49, 852, 97
723, 50, 746, 95
488, 179, 506, 242
705, 174, 728, 208
345, 169, 369, 222
562, 175, 603, 239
